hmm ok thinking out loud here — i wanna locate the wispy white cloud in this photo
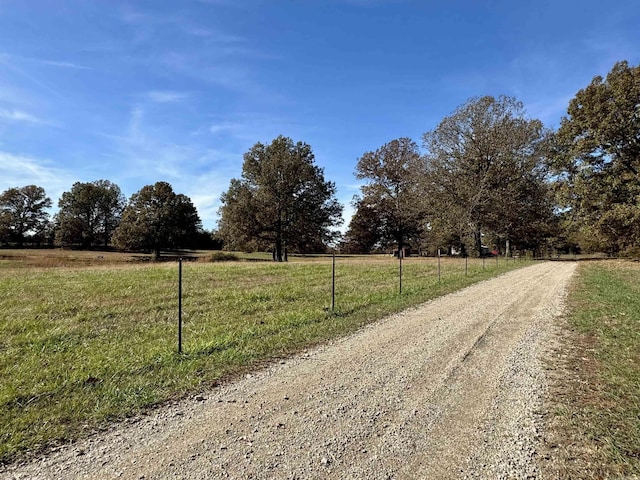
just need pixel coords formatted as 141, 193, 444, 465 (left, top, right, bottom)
157, 50, 273, 97
120, 5, 245, 45
180, 168, 234, 228
0, 52, 91, 70
439, 29, 637, 130
0, 151, 76, 206
118, 107, 197, 178
206, 113, 299, 142
339, 201, 355, 233
116, 6, 276, 100
147, 91, 190, 103
112, 107, 233, 177
184, 26, 245, 44
0, 53, 66, 100
97, 106, 272, 228
38, 59, 91, 70
209, 122, 242, 134
0, 108, 45, 124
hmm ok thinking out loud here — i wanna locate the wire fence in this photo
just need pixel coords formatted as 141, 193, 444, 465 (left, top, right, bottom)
172, 254, 526, 353
1, 253, 529, 358
0, 252, 532, 439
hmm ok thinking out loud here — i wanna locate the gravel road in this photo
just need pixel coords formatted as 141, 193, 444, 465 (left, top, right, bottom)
2, 261, 576, 480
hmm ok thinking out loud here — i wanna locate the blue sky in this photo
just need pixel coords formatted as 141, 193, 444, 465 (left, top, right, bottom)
1, 0, 638, 230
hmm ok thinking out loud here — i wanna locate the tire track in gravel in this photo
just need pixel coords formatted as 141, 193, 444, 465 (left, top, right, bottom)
2, 261, 576, 480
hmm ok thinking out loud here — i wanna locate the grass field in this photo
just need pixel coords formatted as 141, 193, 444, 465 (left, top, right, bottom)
554, 261, 640, 477
0, 249, 528, 463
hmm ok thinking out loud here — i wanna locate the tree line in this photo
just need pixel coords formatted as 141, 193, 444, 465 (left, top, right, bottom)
220, 60, 639, 259
0, 181, 219, 258
342, 95, 555, 257
2, 60, 638, 259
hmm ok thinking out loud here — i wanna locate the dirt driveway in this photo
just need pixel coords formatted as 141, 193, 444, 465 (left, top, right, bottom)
3, 261, 576, 479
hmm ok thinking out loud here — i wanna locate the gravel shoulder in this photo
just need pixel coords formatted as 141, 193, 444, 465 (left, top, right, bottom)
2, 261, 576, 480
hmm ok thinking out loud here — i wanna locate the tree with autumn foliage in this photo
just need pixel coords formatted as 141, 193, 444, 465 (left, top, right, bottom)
552, 60, 640, 254
112, 181, 201, 258
347, 138, 426, 253
55, 180, 125, 248
218, 136, 342, 261
0, 185, 52, 246
423, 95, 554, 256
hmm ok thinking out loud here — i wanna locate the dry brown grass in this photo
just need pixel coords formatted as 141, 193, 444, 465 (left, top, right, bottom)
1, 249, 510, 269
0, 249, 154, 269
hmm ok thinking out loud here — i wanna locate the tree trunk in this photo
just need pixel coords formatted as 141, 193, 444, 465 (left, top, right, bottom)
474, 228, 482, 258
274, 236, 283, 262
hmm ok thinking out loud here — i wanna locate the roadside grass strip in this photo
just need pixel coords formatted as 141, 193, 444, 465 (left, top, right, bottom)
1, 256, 528, 463
561, 261, 640, 477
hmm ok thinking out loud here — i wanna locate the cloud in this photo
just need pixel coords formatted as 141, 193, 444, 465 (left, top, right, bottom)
115, 6, 275, 99
156, 51, 270, 96
104, 106, 264, 228
120, 5, 245, 45
0, 108, 45, 124
0, 53, 66, 100
209, 122, 242, 135
147, 91, 190, 103
339, 201, 355, 233
0, 52, 91, 70
206, 113, 299, 142
0, 151, 76, 205
182, 173, 230, 228
38, 59, 91, 70
184, 26, 245, 44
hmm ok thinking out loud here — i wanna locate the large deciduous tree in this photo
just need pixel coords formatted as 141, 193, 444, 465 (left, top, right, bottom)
348, 137, 426, 253
218, 135, 343, 261
341, 197, 383, 254
423, 95, 554, 256
553, 60, 640, 254
0, 185, 52, 246
112, 181, 201, 258
55, 180, 125, 248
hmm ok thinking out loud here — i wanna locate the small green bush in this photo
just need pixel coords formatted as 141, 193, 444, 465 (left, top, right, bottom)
207, 251, 240, 262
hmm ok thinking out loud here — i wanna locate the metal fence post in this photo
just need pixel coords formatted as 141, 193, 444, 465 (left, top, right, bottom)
465, 255, 468, 276
437, 249, 441, 282
399, 250, 403, 294
178, 258, 183, 354
331, 252, 336, 311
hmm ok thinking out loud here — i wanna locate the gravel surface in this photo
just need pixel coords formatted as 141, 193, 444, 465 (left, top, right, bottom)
2, 261, 576, 480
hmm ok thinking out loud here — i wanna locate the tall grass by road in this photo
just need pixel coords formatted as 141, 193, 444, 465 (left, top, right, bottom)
0, 254, 527, 463
553, 261, 640, 477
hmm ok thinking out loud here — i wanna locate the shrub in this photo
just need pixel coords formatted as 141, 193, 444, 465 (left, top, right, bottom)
206, 252, 240, 262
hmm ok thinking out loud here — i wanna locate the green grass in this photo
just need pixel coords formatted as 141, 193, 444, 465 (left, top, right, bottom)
0, 255, 528, 463
560, 261, 640, 476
